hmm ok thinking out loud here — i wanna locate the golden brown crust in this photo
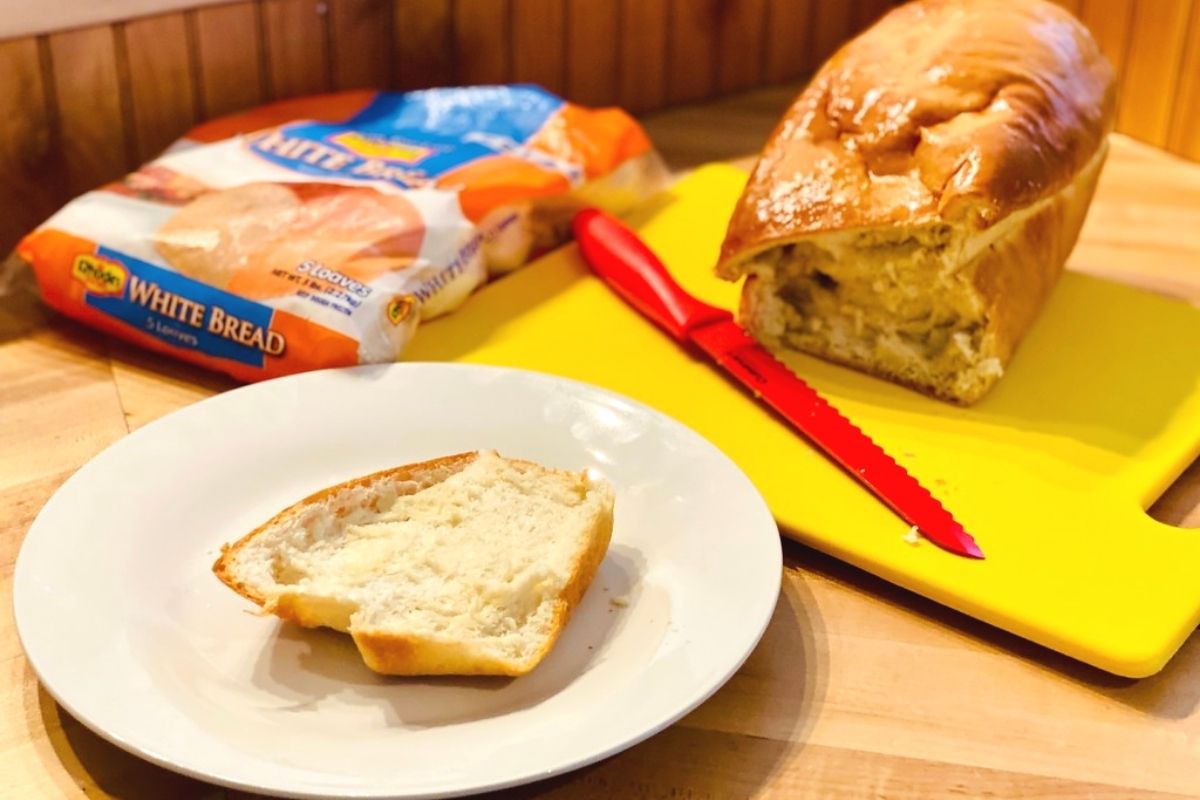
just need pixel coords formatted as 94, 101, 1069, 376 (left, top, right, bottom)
968, 142, 1105, 377
351, 632, 527, 677
212, 450, 615, 676
738, 145, 1106, 404
717, 0, 1116, 276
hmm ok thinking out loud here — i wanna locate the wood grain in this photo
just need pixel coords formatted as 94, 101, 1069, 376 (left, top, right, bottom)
666, 0, 717, 104
3, 86, 1199, 800
191, 2, 265, 120
763, 0, 814, 83
1079, 0, 1136, 80
809, 0, 853, 67
120, 14, 197, 163
1169, 0, 1200, 159
714, 0, 767, 94
1115, 0, 1193, 147
1052, 0, 1085, 16
617, 0, 668, 113
563, 0, 618, 106
262, 0, 332, 99
329, 0, 393, 90
853, 0, 896, 30
454, 0, 511, 86
1, 0, 235, 40
512, 0, 565, 94
394, 0, 453, 90
0, 39, 62, 254
46, 26, 129, 196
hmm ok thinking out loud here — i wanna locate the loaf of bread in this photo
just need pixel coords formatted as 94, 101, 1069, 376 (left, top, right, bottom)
716, 0, 1116, 403
213, 451, 614, 676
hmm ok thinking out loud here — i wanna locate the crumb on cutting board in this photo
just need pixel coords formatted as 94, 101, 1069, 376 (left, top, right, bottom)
903, 526, 921, 546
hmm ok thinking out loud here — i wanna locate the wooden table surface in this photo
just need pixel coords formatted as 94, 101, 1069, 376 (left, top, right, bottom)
2, 87, 1199, 799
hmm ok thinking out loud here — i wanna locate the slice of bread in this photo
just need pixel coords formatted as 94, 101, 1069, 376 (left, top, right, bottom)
213, 451, 615, 677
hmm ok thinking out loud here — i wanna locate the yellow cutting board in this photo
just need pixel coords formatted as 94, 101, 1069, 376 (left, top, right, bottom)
407, 165, 1200, 678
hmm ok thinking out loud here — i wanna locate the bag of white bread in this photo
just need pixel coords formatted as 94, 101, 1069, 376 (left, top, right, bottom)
17, 85, 667, 381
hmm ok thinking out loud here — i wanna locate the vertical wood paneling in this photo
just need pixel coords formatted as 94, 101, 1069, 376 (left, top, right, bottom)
121, 14, 196, 162
0, 39, 60, 251
512, 0, 565, 93
47, 27, 129, 195
1079, 0, 1135, 80
854, 0, 895, 31
330, 0, 392, 90
564, 0, 618, 106
810, 0, 853, 67
1168, 1, 1200, 159
263, 0, 331, 99
394, 0, 453, 90
1052, 0, 1084, 17
763, 0, 814, 83
1115, 0, 1192, 147
454, 0, 510, 85
715, 0, 767, 94
192, 2, 264, 119
618, 0, 667, 113
6, 0, 1200, 259
666, 0, 717, 104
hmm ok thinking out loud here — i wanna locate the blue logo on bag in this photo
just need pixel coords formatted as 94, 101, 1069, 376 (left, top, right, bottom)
85, 247, 282, 368
247, 85, 577, 188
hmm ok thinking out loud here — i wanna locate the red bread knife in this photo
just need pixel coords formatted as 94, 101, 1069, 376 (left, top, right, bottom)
573, 209, 984, 559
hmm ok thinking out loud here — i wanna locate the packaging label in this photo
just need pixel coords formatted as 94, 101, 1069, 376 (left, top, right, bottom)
248, 85, 578, 188
17, 83, 660, 383
71, 253, 128, 296
84, 247, 285, 367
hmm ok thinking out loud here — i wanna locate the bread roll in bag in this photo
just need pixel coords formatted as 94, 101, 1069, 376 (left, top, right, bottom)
716, 0, 1116, 403
17, 85, 667, 382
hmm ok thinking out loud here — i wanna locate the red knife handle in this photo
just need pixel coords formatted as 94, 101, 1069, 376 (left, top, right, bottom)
573, 208, 731, 341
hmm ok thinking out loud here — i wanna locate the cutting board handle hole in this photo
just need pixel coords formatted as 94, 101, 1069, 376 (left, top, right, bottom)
1147, 455, 1200, 528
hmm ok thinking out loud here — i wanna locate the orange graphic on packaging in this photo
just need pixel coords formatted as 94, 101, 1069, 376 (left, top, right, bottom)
71, 253, 128, 296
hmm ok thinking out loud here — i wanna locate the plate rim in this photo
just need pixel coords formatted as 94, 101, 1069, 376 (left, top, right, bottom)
14, 362, 783, 799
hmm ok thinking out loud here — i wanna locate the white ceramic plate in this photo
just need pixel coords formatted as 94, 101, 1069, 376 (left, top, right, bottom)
14, 363, 781, 799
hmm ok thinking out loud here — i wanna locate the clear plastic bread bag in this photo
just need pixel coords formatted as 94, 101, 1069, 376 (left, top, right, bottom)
17, 85, 667, 381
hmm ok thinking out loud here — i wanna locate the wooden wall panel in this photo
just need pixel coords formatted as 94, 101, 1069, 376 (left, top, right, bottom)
1052, 0, 1084, 16
715, 0, 767, 94
0, 39, 62, 249
454, 0, 511, 85
121, 14, 197, 162
1168, 0, 1200, 159
512, 0, 565, 94
5, 0, 1200, 258
262, 0, 331, 99
1079, 0, 1135, 80
394, 0, 453, 90
47, 27, 129, 195
854, 0, 895, 30
329, 0, 392, 90
810, 0, 854, 67
618, 0, 668, 113
666, 0, 718, 105
191, 2, 265, 120
764, 0, 814, 83
564, 0, 618, 106
1115, 0, 1193, 147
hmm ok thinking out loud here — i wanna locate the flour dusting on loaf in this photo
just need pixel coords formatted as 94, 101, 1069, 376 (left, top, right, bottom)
213, 451, 615, 676
717, 0, 1116, 403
